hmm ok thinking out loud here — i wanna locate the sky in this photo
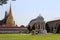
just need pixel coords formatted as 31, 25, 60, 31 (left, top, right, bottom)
0, 0, 60, 26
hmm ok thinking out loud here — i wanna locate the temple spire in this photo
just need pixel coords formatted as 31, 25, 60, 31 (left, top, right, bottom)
6, 4, 16, 27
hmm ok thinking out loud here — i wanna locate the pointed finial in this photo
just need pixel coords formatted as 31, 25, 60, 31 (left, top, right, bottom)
8, 2, 12, 16
10, 2, 11, 7
39, 13, 41, 17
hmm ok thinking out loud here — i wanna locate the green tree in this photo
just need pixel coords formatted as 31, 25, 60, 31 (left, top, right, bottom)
0, 0, 16, 5
0, 0, 8, 5
56, 24, 60, 33
32, 25, 36, 35
45, 23, 50, 33
27, 25, 32, 33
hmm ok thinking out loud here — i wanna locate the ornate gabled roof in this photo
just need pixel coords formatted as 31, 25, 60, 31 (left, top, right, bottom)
30, 14, 45, 23
0, 11, 8, 25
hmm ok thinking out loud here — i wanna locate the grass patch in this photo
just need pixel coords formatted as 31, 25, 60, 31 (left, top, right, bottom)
0, 34, 60, 40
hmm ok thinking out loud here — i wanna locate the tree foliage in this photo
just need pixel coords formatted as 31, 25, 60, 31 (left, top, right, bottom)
32, 25, 35, 30
0, 0, 16, 5
45, 23, 50, 33
0, 0, 8, 5
27, 25, 32, 33
56, 24, 60, 33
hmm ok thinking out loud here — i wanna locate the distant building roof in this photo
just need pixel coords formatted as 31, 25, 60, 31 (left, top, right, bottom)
0, 27, 27, 31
